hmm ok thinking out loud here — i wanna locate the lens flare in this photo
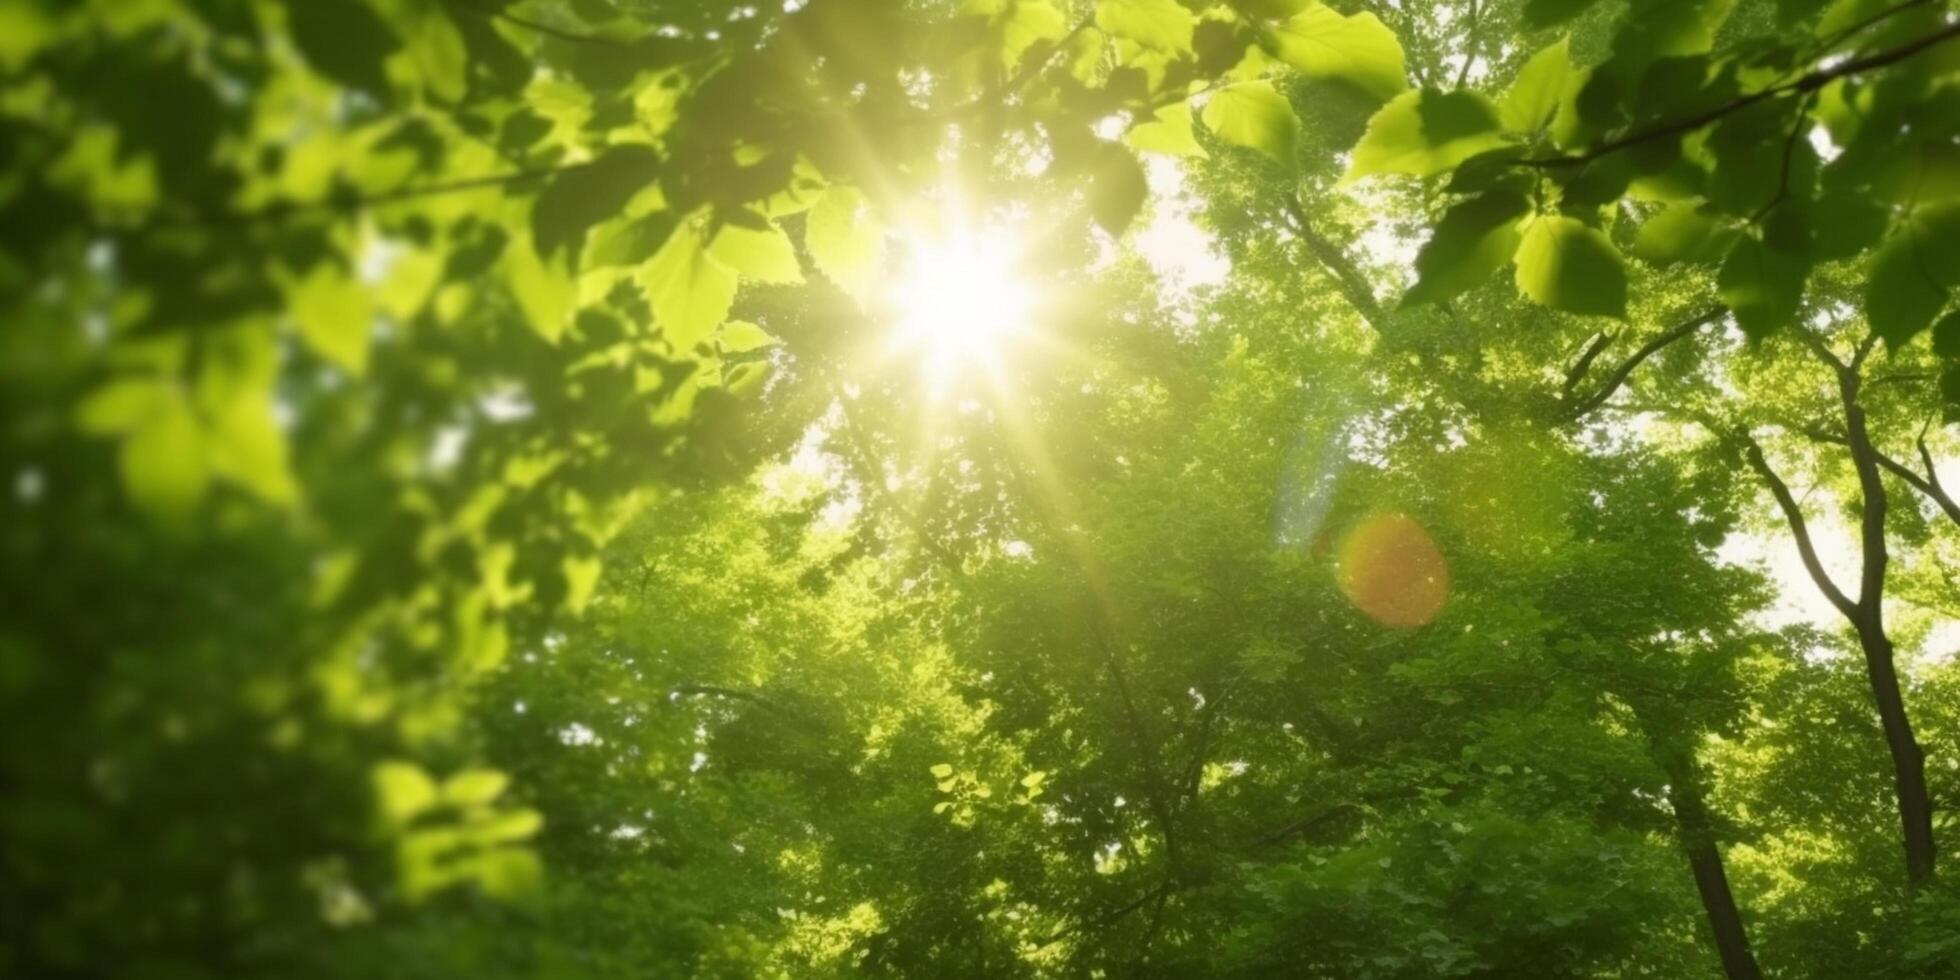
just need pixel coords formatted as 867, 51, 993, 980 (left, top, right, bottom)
1336, 512, 1450, 628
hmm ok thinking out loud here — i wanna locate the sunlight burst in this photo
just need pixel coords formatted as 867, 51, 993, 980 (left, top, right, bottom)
887, 222, 1039, 392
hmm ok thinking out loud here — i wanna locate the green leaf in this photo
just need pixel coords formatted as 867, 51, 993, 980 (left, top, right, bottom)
1088, 144, 1150, 236
586, 213, 678, 270
1917, 204, 1960, 286
709, 220, 803, 284
395, 0, 467, 102
120, 393, 210, 521
284, 0, 401, 96
1126, 102, 1207, 158
1402, 189, 1530, 308
1522, 0, 1604, 29
77, 378, 172, 435
806, 186, 885, 303
1717, 236, 1808, 340
205, 387, 298, 505
1235, 0, 1314, 16
443, 769, 510, 808
1611, 0, 1735, 71
999, 0, 1068, 71
1865, 213, 1952, 346
471, 848, 543, 901
291, 263, 372, 375
1265, 7, 1407, 102
1778, 0, 1833, 26
1501, 39, 1573, 135
532, 145, 664, 262
1095, 0, 1194, 54
374, 761, 438, 825
1631, 203, 1735, 266
472, 808, 545, 845
929, 763, 955, 778
505, 230, 576, 343
1706, 99, 1817, 216
641, 218, 738, 353
1514, 215, 1628, 318
1202, 81, 1298, 167
1931, 310, 1960, 357
563, 554, 601, 614
1345, 89, 1510, 183
718, 320, 777, 353
0, 1, 53, 73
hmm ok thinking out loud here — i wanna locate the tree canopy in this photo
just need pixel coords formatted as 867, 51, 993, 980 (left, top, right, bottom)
5, 0, 1960, 977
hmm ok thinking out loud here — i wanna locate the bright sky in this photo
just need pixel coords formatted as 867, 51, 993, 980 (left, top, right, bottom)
1131, 157, 1228, 295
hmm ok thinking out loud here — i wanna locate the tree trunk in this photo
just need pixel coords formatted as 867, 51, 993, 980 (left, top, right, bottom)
1857, 621, 1937, 885
1637, 707, 1764, 980
1837, 361, 1938, 888
1668, 775, 1764, 980
1739, 338, 1938, 887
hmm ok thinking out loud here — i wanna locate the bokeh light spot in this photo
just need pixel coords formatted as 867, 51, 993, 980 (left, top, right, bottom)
1336, 512, 1450, 628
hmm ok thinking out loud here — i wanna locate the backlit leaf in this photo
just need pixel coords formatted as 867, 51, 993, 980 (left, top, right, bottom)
374, 761, 439, 825
1402, 189, 1530, 308
1095, 0, 1195, 53
1089, 144, 1150, 236
718, 320, 777, 353
505, 230, 576, 343
1266, 6, 1407, 102
1514, 215, 1627, 318
1632, 203, 1735, 266
1345, 89, 1510, 182
443, 769, 510, 808
291, 263, 372, 375
1202, 81, 1299, 167
120, 393, 210, 521
806, 186, 886, 302
1126, 102, 1207, 158
1717, 236, 1808, 340
1501, 39, 1573, 134
641, 218, 738, 353
709, 220, 803, 285
1865, 211, 1954, 347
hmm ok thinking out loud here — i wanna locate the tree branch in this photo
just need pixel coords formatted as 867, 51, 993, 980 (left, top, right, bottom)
1453, 0, 1483, 89
1033, 879, 1177, 949
1252, 801, 1361, 848
1751, 91, 1817, 222
1278, 195, 1390, 330
1811, 0, 1936, 59
1568, 308, 1725, 418
1519, 20, 1960, 169
1880, 442, 1960, 527
1734, 430, 1861, 620
1563, 330, 1617, 395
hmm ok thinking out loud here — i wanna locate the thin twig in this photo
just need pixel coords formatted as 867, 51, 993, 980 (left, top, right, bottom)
1811, 0, 1937, 59
943, 17, 1093, 118
1519, 21, 1960, 169
445, 0, 630, 47
1563, 331, 1617, 394
1453, 0, 1482, 89
1568, 308, 1725, 418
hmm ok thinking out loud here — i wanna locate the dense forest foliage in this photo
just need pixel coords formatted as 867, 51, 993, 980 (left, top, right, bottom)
6, 0, 1960, 976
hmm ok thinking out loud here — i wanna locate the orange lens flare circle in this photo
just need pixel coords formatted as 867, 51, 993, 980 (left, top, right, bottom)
1335, 512, 1450, 628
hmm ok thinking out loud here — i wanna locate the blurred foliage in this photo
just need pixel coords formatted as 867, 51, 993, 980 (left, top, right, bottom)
5, 0, 1960, 977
